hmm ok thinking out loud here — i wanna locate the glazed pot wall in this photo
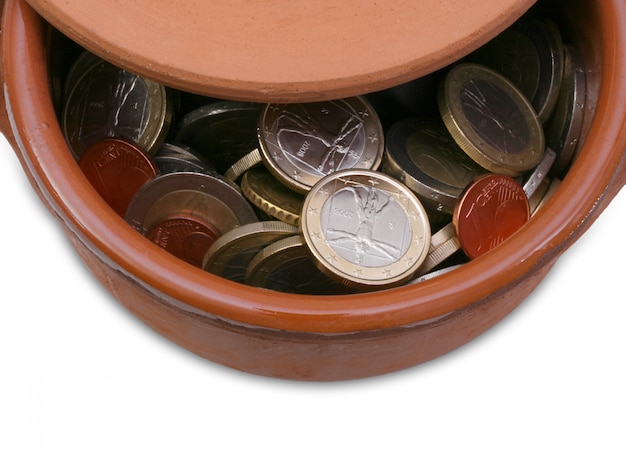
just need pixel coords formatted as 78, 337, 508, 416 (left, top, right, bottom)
1, 0, 625, 379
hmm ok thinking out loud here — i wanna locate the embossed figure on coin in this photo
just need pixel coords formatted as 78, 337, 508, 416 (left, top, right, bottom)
460, 79, 530, 155
322, 184, 410, 267
67, 64, 149, 153
275, 102, 365, 176
63, 56, 172, 159
259, 98, 383, 194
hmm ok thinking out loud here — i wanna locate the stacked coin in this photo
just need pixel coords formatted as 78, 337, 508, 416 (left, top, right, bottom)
464, 14, 565, 124
59, 10, 586, 294
463, 12, 587, 180
125, 171, 258, 268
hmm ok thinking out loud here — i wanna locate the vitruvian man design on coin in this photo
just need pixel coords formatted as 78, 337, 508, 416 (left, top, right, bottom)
322, 184, 412, 267
459, 78, 530, 155
275, 102, 366, 175
72, 63, 150, 150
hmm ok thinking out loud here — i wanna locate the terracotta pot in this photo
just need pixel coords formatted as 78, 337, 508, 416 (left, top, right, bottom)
1, 0, 625, 381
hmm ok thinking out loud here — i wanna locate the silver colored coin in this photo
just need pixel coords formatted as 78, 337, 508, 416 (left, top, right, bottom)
62, 56, 174, 160
125, 171, 258, 236
240, 165, 305, 227
382, 116, 487, 215
409, 263, 464, 284
301, 169, 431, 290
152, 142, 215, 175
174, 101, 262, 173
467, 15, 564, 123
522, 147, 556, 199
258, 97, 384, 194
544, 44, 587, 179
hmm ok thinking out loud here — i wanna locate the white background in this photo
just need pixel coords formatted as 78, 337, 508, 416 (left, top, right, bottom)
1, 132, 625, 452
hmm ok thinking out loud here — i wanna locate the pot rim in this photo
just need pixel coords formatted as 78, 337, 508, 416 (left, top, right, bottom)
3, 0, 626, 334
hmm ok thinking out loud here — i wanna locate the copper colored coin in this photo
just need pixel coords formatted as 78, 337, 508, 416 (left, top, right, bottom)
79, 138, 157, 216
453, 174, 529, 259
146, 215, 221, 268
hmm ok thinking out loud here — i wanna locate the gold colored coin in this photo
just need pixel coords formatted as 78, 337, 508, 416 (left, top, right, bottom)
240, 165, 305, 227
203, 221, 298, 283
224, 148, 262, 182
300, 169, 431, 290
438, 63, 545, 177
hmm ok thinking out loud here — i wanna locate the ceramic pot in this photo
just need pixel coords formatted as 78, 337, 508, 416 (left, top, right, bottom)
1, 0, 625, 380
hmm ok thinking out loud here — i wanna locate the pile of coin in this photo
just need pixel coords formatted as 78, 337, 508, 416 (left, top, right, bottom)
57, 10, 587, 294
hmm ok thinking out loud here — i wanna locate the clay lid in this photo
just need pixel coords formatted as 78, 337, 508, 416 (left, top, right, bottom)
26, 0, 536, 102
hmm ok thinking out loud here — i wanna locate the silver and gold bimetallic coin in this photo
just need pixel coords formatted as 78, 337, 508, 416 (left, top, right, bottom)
300, 169, 431, 290
62, 54, 174, 160
203, 221, 298, 283
382, 116, 487, 218
174, 101, 263, 173
438, 63, 545, 178
257, 97, 384, 194
124, 171, 258, 237
544, 44, 587, 179
466, 15, 564, 124
245, 235, 356, 294
240, 165, 305, 227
